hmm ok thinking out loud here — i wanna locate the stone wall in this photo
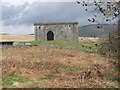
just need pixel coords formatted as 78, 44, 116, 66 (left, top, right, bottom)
34, 22, 78, 42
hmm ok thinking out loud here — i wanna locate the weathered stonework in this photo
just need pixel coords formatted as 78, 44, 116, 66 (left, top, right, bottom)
34, 22, 78, 42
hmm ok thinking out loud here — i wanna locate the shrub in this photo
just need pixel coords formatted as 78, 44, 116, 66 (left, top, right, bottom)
98, 31, 118, 59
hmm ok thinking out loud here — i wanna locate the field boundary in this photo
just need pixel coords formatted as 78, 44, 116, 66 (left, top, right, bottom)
1, 44, 98, 53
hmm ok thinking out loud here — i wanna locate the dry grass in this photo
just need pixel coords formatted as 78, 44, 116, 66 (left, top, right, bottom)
2, 46, 119, 88
0, 34, 34, 41
79, 37, 99, 43
1, 34, 98, 42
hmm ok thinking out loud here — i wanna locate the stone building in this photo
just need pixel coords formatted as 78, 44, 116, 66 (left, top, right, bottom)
34, 22, 78, 42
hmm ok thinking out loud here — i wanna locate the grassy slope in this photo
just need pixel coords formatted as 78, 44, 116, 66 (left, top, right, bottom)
2, 46, 119, 88
78, 27, 113, 37
78, 24, 117, 37
27, 40, 98, 51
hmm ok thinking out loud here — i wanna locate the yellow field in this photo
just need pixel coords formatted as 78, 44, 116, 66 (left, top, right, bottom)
0, 34, 34, 41
0, 34, 100, 42
79, 37, 99, 42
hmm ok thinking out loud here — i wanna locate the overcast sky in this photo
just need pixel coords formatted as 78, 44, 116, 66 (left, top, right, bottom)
1, 0, 117, 34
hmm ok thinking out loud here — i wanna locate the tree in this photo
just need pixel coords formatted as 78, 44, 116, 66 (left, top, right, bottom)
77, 1, 119, 26
77, 1, 120, 59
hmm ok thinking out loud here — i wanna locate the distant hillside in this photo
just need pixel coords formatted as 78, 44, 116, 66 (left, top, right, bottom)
78, 24, 117, 37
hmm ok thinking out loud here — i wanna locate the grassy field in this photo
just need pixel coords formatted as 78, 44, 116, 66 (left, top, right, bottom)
1, 34, 98, 43
1, 34, 119, 88
27, 40, 98, 51
2, 46, 119, 88
1, 34, 99, 51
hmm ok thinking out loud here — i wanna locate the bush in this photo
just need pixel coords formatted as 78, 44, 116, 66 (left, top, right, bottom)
98, 31, 118, 59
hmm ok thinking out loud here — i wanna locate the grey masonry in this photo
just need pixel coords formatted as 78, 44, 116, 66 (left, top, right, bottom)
34, 22, 78, 42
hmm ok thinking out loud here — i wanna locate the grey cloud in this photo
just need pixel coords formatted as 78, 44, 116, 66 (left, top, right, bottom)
2, 2, 98, 34
2, 2, 93, 26
1, 2, 117, 35
2, 3, 29, 21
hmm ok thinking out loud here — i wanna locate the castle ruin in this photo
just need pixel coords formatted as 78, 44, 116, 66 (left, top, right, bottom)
34, 22, 78, 42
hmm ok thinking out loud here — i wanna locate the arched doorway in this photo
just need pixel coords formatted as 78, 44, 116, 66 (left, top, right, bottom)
47, 31, 54, 40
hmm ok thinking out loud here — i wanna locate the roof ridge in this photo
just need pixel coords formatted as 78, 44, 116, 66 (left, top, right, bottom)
34, 22, 78, 25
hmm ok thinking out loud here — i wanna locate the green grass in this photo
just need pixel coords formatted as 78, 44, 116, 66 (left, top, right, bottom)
0, 49, 2, 52
27, 40, 99, 51
112, 77, 120, 83
2, 73, 34, 86
75, 42, 99, 51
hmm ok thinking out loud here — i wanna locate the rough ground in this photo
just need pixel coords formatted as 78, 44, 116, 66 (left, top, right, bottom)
2, 46, 119, 88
